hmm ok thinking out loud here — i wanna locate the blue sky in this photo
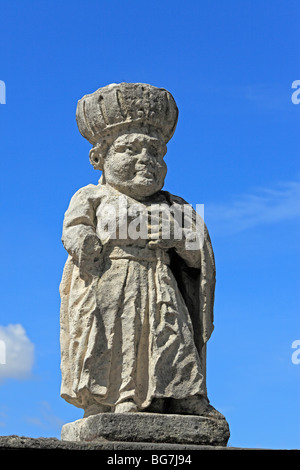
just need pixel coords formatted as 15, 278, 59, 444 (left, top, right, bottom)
0, 0, 299, 449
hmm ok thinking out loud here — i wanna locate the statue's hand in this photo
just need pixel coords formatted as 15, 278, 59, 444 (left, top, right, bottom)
148, 234, 182, 251
147, 214, 185, 251
78, 233, 102, 276
148, 228, 201, 254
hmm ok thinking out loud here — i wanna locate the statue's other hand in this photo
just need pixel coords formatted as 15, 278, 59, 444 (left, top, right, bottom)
78, 234, 103, 276
148, 237, 181, 251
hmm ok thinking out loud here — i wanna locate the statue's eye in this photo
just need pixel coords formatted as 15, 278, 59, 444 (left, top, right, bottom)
114, 145, 126, 153
129, 143, 141, 154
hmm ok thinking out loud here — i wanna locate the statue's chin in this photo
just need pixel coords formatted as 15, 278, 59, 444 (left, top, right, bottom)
107, 178, 164, 200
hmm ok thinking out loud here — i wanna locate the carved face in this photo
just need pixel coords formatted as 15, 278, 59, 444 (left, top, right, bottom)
103, 133, 167, 199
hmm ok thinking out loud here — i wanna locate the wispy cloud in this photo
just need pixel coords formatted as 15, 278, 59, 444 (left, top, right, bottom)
0, 324, 34, 382
25, 401, 64, 432
238, 83, 290, 111
196, 81, 291, 113
206, 180, 300, 236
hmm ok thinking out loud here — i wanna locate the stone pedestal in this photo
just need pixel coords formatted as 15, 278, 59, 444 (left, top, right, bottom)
61, 411, 230, 447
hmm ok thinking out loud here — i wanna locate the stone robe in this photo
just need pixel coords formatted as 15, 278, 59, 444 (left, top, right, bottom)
59, 183, 215, 411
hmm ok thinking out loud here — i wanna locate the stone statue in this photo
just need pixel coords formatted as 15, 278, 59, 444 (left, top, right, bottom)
59, 83, 224, 434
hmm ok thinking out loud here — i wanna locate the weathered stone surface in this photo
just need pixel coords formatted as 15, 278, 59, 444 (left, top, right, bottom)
0, 435, 240, 451
61, 411, 230, 447
60, 83, 218, 419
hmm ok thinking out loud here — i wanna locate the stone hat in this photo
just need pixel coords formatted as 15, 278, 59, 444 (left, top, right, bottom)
76, 82, 178, 146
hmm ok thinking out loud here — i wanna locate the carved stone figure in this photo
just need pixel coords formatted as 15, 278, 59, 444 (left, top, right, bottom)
59, 83, 218, 421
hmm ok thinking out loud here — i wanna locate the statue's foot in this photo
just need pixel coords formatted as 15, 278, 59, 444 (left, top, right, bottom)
145, 398, 165, 413
83, 403, 111, 417
114, 400, 138, 413
167, 394, 210, 416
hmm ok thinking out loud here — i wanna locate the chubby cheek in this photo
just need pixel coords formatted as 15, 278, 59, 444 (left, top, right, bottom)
151, 161, 167, 184
105, 157, 136, 182
160, 161, 167, 180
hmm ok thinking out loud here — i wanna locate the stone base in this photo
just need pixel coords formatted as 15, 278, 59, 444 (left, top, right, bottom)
0, 435, 231, 451
61, 410, 230, 447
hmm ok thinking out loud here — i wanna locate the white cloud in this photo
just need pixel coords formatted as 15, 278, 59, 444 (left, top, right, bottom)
206, 180, 300, 236
0, 324, 34, 382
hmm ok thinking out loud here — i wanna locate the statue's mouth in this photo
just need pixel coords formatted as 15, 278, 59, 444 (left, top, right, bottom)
135, 167, 155, 178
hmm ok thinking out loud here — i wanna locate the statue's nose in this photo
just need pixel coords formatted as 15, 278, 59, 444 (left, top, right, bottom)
138, 147, 149, 161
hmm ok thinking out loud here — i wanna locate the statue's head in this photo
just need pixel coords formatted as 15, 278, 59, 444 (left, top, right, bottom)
76, 83, 178, 199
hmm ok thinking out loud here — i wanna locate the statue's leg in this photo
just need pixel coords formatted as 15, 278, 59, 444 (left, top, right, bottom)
145, 398, 166, 413
114, 398, 166, 414
83, 403, 111, 417
114, 400, 138, 413
166, 394, 209, 416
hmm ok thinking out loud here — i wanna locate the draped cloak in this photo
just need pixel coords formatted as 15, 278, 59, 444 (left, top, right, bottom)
59, 183, 216, 411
